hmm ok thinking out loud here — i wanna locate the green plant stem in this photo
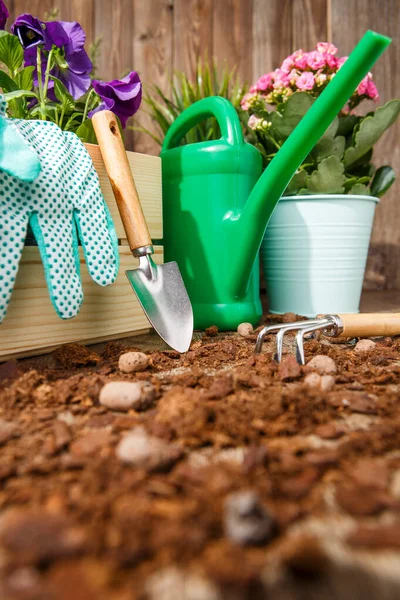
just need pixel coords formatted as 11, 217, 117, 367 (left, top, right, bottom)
36, 47, 45, 119
265, 134, 281, 151
43, 48, 54, 100
82, 88, 96, 123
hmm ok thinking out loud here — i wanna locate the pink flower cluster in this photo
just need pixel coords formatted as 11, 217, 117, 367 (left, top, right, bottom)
241, 42, 379, 111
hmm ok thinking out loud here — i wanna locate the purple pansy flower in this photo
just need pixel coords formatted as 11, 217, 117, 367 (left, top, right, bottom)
12, 15, 92, 100
0, 0, 8, 29
89, 72, 142, 128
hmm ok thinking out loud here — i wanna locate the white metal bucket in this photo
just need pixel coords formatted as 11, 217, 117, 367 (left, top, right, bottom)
260, 194, 379, 317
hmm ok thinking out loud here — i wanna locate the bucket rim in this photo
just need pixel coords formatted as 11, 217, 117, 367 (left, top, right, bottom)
279, 194, 379, 203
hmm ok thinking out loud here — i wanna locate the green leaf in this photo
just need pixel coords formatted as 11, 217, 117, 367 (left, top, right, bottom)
3, 89, 38, 101
370, 166, 396, 198
50, 76, 75, 112
337, 114, 360, 137
311, 135, 345, 161
343, 176, 370, 191
0, 32, 24, 75
0, 69, 18, 93
271, 92, 314, 141
349, 183, 370, 195
284, 170, 308, 196
76, 118, 98, 144
306, 155, 346, 194
15, 66, 35, 91
344, 99, 400, 167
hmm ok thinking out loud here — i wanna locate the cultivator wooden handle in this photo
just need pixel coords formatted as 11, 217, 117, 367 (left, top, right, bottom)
332, 313, 400, 338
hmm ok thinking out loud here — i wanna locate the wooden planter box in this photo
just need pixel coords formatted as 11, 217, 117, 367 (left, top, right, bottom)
0, 144, 162, 361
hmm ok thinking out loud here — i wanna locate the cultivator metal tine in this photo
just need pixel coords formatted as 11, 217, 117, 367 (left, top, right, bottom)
294, 318, 334, 365
255, 316, 338, 364
255, 319, 320, 360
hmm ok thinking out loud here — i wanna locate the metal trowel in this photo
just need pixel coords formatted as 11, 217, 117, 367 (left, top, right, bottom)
92, 110, 193, 353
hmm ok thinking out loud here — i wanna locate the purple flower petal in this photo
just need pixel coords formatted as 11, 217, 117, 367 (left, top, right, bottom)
91, 72, 142, 128
58, 68, 91, 100
12, 16, 92, 101
11, 14, 45, 48
88, 97, 115, 119
59, 21, 86, 53
66, 48, 92, 75
44, 21, 69, 50
0, 0, 8, 29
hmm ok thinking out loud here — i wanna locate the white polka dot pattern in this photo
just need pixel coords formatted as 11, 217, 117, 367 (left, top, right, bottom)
0, 117, 119, 321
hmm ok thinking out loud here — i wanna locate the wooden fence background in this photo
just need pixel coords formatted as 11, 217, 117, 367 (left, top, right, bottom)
6, 0, 400, 291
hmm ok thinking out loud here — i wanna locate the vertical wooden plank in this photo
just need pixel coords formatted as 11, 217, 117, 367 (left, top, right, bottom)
291, 0, 328, 51
252, 0, 292, 80
132, 0, 174, 156
212, 0, 253, 85
173, 0, 213, 77
331, 0, 400, 290
57, 1, 95, 48
94, 0, 134, 150
11, 0, 57, 22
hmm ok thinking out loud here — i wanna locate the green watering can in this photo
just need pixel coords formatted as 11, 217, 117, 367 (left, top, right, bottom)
161, 31, 391, 330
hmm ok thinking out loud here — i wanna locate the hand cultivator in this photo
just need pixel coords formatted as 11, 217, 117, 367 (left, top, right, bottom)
255, 313, 400, 365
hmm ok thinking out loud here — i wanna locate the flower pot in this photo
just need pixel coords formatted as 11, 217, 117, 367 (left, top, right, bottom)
260, 194, 379, 317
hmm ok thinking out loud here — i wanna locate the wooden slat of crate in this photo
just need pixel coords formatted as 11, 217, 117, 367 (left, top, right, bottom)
0, 246, 164, 360
85, 143, 162, 240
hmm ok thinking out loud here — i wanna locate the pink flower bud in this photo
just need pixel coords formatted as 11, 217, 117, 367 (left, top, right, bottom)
292, 50, 308, 70
367, 80, 379, 101
317, 42, 338, 56
256, 72, 274, 91
296, 72, 315, 91
307, 50, 326, 70
281, 56, 294, 73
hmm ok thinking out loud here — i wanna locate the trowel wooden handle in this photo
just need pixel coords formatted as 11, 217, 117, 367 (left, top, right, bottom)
92, 110, 151, 251
323, 313, 400, 338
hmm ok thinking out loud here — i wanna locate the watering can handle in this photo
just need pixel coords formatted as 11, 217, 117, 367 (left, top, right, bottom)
162, 96, 244, 151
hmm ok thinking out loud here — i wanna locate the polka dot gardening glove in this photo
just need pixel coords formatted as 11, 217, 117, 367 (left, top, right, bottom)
0, 96, 119, 322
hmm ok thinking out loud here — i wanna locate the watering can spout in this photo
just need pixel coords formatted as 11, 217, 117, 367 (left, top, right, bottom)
230, 30, 391, 298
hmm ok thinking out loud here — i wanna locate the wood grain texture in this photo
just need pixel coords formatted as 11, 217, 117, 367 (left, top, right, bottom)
173, 0, 213, 76
92, 111, 152, 251
291, 0, 328, 51
330, 0, 400, 290
85, 144, 162, 241
0, 246, 163, 360
57, 0, 95, 47
10, 0, 56, 21
338, 312, 400, 337
132, 0, 174, 155
94, 0, 134, 150
213, 0, 253, 84
252, 0, 292, 79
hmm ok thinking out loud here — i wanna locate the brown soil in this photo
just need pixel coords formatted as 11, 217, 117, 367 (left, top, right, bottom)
1, 317, 400, 599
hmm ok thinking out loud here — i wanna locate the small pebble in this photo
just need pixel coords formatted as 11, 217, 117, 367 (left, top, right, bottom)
354, 339, 376, 353
305, 373, 335, 393
320, 375, 335, 392
116, 426, 182, 471
304, 372, 321, 390
307, 355, 337, 375
118, 351, 149, 373
237, 322, 254, 337
99, 381, 155, 412
223, 490, 275, 546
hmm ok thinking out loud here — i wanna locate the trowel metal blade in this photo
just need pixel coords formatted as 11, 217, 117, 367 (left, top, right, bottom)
126, 255, 193, 353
